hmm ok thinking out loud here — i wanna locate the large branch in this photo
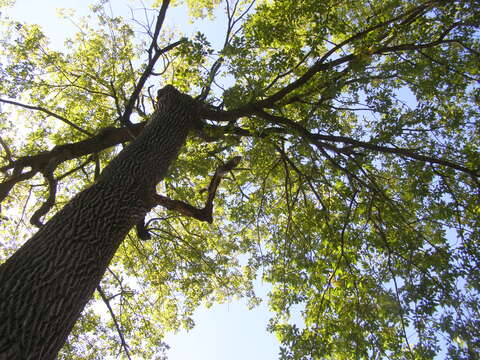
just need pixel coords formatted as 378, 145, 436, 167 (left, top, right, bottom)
136, 156, 241, 240
198, 0, 450, 123
148, 0, 170, 54
155, 156, 242, 222
121, 0, 186, 127
0, 169, 37, 205
313, 132, 479, 179
0, 122, 146, 203
121, 39, 185, 126
255, 110, 479, 180
154, 156, 242, 224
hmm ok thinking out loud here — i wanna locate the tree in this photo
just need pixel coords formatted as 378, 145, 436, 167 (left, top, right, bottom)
0, 0, 479, 358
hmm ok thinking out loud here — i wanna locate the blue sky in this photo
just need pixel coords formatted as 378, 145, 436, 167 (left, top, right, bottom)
165, 290, 279, 360
2, 1, 281, 359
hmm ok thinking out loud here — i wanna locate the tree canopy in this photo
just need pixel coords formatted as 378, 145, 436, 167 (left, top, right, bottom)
0, 0, 479, 359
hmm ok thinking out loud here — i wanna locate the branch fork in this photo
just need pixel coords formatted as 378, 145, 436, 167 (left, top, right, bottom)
136, 156, 241, 240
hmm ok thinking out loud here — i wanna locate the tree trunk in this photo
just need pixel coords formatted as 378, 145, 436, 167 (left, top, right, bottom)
0, 86, 196, 360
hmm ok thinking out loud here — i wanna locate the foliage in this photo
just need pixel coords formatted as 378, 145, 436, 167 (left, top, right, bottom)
0, 0, 479, 359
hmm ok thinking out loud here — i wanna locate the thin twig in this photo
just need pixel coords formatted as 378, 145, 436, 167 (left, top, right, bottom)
0, 98, 92, 136
97, 285, 132, 360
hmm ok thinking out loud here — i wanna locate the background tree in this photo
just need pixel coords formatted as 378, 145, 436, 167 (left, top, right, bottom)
0, 0, 479, 359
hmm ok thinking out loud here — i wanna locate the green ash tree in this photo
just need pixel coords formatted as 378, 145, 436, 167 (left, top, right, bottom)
0, 0, 479, 359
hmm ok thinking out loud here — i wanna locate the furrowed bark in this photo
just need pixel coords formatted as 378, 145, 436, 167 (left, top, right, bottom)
0, 85, 197, 360
0, 122, 146, 204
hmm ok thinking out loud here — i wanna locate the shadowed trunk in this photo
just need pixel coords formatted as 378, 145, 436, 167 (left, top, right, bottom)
0, 86, 196, 360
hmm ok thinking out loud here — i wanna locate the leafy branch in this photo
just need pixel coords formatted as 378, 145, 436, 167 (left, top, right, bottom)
0, 98, 92, 136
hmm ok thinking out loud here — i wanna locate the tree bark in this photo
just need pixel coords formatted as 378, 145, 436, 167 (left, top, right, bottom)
0, 85, 197, 360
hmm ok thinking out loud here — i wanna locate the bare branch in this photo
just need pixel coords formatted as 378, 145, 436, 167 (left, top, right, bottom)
30, 170, 58, 228
264, 49, 313, 92
56, 156, 96, 181
200, 0, 450, 122
121, 39, 186, 127
121, 0, 186, 127
375, 39, 461, 54
148, 0, 170, 55
0, 168, 37, 204
97, 285, 132, 360
198, 54, 356, 122
250, 1, 440, 106
138, 156, 242, 239
312, 132, 479, 179
157, 156, 241, 222
198, 0, 256, 101
0, 136, 13, 163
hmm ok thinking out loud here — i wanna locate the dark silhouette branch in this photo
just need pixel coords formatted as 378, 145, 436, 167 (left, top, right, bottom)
148, 0, 170, 56
197, 0, 256, 101
121, 39, 185, 127
30, 170, 58, 228
121, 0, 186, 127
0, 168, 37, 205
0, 136, 13, 162
1, 123, 145, 174
56, 155, 96, 181
198, 1, 452, 123
97, 285, 132, 360
376, 39, 461, 54
136, 156, 241, 240
154, 157, 241, 222
312, 133, 479, 179
154, 156, 241, 224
